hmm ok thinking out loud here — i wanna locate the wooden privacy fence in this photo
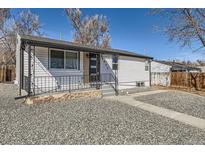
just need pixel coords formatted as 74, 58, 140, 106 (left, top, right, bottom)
171, 72, 205, 90
0, 65, 16, 83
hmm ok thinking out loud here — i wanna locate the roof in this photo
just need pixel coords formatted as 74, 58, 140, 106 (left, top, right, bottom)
154, 60, 201, 71
18, 34, 153, 59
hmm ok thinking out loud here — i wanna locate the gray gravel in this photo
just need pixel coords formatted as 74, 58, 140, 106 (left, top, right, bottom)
1, 84, 205, 144
135, 91, 205, 119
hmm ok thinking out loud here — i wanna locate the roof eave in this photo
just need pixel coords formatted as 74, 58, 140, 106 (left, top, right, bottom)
19, 34, 153, 59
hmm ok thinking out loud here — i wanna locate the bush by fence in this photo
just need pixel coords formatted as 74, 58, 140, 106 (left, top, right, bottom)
0, 65, 16, 83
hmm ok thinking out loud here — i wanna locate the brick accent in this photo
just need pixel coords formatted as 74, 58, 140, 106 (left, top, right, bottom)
26, 90, 102, 104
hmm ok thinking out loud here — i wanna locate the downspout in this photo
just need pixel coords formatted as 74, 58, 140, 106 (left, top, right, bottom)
115, 55, 119, 95
149, 59, 152, 87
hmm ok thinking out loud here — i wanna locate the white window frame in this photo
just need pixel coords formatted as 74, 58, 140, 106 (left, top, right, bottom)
145, 60, 149, 71
49, 48, 79, 70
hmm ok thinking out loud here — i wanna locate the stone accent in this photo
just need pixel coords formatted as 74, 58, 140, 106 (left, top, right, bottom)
26, 90, 102, 104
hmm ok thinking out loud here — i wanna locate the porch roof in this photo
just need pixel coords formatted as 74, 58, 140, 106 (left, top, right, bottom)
18, 34, 153, 59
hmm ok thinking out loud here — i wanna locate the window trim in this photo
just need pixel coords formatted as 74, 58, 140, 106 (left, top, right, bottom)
112, 55, 118, 70
49, 48, 79, 70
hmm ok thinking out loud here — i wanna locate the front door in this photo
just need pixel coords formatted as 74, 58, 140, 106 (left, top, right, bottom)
89, 53, 100, 82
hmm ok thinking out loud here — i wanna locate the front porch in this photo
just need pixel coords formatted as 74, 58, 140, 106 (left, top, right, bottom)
23, 73, 117, 96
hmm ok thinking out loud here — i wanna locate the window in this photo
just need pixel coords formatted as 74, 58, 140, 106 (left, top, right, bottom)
50, 50, 64, 69
145, 60, 149, 71
50, 49, 79, 69
65, 52, 78, 69
112, 55, 118, 70
145, 66, 149, 71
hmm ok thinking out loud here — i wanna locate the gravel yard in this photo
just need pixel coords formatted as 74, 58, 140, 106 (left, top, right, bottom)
1, 84, 205, 144
135, 91, 205, 119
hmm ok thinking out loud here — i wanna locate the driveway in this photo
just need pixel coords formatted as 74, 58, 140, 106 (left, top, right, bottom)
1, 84, 205, 144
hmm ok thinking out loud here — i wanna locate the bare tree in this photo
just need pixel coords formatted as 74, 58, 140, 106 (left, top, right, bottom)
0, 9, 42, 64
152, 9, 205, 52
196, 59, 205, 66
65, 8, 111, 48
0, 8, 13, 64
0, 9, 10, 32
12, 9, 42, 35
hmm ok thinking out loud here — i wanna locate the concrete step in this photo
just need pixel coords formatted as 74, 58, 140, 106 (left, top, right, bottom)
101, 85, 112, 88
102, 91, 116, 97
101, 83, 116, 97
101, 88, 114, 91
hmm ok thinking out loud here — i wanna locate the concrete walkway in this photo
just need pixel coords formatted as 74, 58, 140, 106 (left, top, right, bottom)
105, 90, 205, 130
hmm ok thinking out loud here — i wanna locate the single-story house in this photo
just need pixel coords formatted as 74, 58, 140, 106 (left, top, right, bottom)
16, 34, 153, 97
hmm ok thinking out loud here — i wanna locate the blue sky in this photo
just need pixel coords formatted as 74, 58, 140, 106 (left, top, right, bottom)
11, 8, 205, 61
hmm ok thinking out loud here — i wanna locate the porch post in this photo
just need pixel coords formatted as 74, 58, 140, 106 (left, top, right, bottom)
19, 43, 25, 96
115, 69, 118, 95
19, 46, 22, 96
28, 44, 31, 96
115, 54, 119, 95
33, 46, 36, 96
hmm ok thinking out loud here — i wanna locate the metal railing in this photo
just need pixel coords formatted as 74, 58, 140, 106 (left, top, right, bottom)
23, 76, 29, 92
23, 73, 117, 96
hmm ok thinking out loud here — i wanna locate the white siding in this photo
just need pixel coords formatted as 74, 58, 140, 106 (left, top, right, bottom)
100, 54, 118, 83
23, 46, 84, 94
151, 61, 171, 73
151, 72, 170, 86
100, 54, 112, 74
118, 56, 150, 89
150, 61, 171, 86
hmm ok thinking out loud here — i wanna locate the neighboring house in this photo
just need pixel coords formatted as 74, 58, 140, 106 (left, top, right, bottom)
151, 60, 202, 73
151, 60, 202, 86
16, 34, 153, 97
196, 66, 205, 72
